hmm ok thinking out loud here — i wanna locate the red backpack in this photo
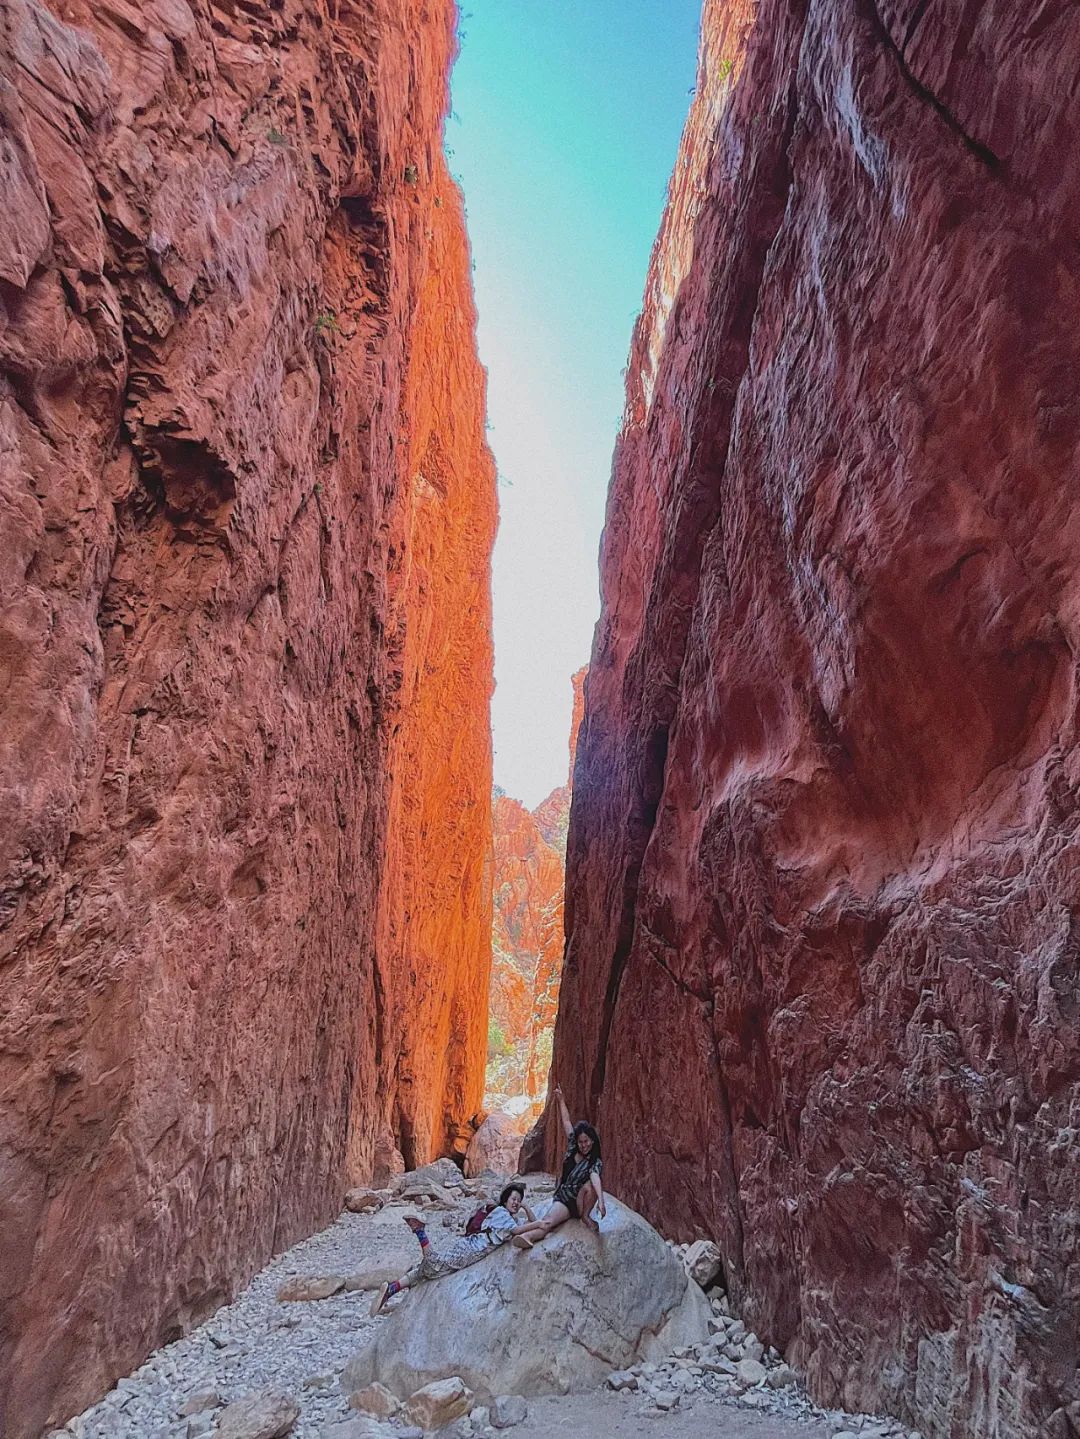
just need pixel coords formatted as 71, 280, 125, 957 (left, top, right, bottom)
465, 1202, 497, 1235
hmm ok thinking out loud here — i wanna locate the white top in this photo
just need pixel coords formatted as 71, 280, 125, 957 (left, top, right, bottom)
480, 1204, 517, 1239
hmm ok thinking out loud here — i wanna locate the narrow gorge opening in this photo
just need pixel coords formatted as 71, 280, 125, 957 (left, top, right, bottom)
447, 4, 701, 1160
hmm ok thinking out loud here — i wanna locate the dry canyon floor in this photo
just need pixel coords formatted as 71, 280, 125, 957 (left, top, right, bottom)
62, 1179, 917, 1439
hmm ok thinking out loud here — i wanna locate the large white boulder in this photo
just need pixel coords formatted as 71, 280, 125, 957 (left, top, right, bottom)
464, 1113, 524, 1178
341, 1196, 709, 1401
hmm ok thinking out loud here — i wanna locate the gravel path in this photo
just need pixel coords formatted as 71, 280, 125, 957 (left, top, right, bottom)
60, 1180, 916, 1439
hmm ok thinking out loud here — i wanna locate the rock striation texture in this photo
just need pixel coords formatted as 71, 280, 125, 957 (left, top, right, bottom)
487, 670, 585, 1117
550, 3, 1080, 1438
0, 2, 494, 1435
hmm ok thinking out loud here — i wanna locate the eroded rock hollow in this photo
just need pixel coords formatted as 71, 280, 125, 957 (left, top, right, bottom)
549, 2, 1080, 1437
0, 2, 494, 1435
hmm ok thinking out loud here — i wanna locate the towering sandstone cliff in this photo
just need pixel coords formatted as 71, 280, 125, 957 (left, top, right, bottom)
0, 2, 495, 1434
551, 2, 1080, 1437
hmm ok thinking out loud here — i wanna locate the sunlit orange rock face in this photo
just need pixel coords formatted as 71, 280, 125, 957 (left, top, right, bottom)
0, 2, 494, 1435
549, 2, 1080, 1437
488, 670, 585, 1118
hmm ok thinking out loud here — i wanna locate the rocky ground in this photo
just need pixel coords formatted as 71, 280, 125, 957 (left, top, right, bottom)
57, 1167, 924, 1439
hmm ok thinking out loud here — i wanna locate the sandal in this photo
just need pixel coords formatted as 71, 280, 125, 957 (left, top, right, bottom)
370, 1281, 391, 1316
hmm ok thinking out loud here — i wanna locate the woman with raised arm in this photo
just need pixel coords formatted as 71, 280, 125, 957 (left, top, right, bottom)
511, 1084, 606, 1248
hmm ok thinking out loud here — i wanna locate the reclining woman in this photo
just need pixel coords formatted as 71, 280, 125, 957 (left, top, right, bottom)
370, 1182, 533, 1314
511, 1084, 605, 1248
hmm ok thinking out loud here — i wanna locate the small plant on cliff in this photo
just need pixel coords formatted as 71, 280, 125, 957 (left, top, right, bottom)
717, 57, 735, 82
267, 127, 288, 146
314, 311, 340, 339
404, 162, 419, 185
487, 1019, 512, 1060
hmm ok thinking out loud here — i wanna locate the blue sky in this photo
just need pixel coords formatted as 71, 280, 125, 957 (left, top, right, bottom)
449, 1, 702, 807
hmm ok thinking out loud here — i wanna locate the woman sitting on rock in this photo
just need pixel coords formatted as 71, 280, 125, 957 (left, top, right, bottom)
511, 1085, 606, 1248
370, 1182, 531, 1315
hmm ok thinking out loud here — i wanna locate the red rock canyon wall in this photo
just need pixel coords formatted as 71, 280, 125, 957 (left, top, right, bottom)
0, 1, 495, 1434
551, 2, 1080, 1437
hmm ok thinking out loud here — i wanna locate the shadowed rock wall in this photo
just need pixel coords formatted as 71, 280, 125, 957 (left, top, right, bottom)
0, 1, 494, 1433
550, 2, 1080, 1436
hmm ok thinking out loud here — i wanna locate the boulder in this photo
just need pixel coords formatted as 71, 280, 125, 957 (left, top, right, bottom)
682, 1240, 723, 1289
402, 1377, 473, 1429
342, 1196, 708, 1401
214, 1390, 300, 1438
396, 1159, 463, 1193
735, 1358, 767, 1387
348, 1383, 400, 1419
180, 1389, 222, 1416
398, 1180, 458, 1208
345, 1189, 385, 1214
276, 1276, 345, 1303
464, 1113, 524, 1178
490, 1395, 527, 1428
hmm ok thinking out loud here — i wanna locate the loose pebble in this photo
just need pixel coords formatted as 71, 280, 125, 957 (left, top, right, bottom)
62, 1199, 918, 1439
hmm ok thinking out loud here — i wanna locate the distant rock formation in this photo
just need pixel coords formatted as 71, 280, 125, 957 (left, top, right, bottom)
487, 670, 586, 1119
0, 2, 494, 1434
549, 1, 1080, 1437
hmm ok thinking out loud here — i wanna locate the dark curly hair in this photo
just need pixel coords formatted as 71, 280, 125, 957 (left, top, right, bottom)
498, 1181, 526, 1207
564, 1122, 602, 1175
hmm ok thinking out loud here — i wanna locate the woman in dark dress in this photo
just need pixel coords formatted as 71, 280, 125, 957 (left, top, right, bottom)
511, 1085, 606, 1248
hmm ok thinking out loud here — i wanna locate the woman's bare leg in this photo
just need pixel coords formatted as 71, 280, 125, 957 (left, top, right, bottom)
512, 1201, 570, 1249
578, 1182, 599, 1231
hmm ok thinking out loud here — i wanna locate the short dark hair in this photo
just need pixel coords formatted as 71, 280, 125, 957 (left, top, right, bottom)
499, 1182, 525, 1207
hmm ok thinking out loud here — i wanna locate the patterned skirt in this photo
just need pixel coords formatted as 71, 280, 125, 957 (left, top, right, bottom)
417, 1231, 499, 1280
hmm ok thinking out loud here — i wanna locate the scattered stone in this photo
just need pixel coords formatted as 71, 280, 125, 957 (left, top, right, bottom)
303, 1373, 334, 1390
398, 1180, 458, 1207
395, 1160, 464, 1194
275, 1275, 345, 1302
349, 1383, 400, 1419
735, 1358, 768, 1387
701, 1356, 736, 1376
180, 1389, 222, 1416
490, 1395, 527, 1428
344, 1188, 385, 1214
188, 1416, 216, 1438
403, 1377, 474, 1430
767, 1364, 796, 1388
651, 1389, 680, 1412
322, 1421, 389, 1439
472, 1405, 490, 1428
214, 1389, 300, 1439
682, 1239, 723, 1289
607, 1371, 636, 1391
